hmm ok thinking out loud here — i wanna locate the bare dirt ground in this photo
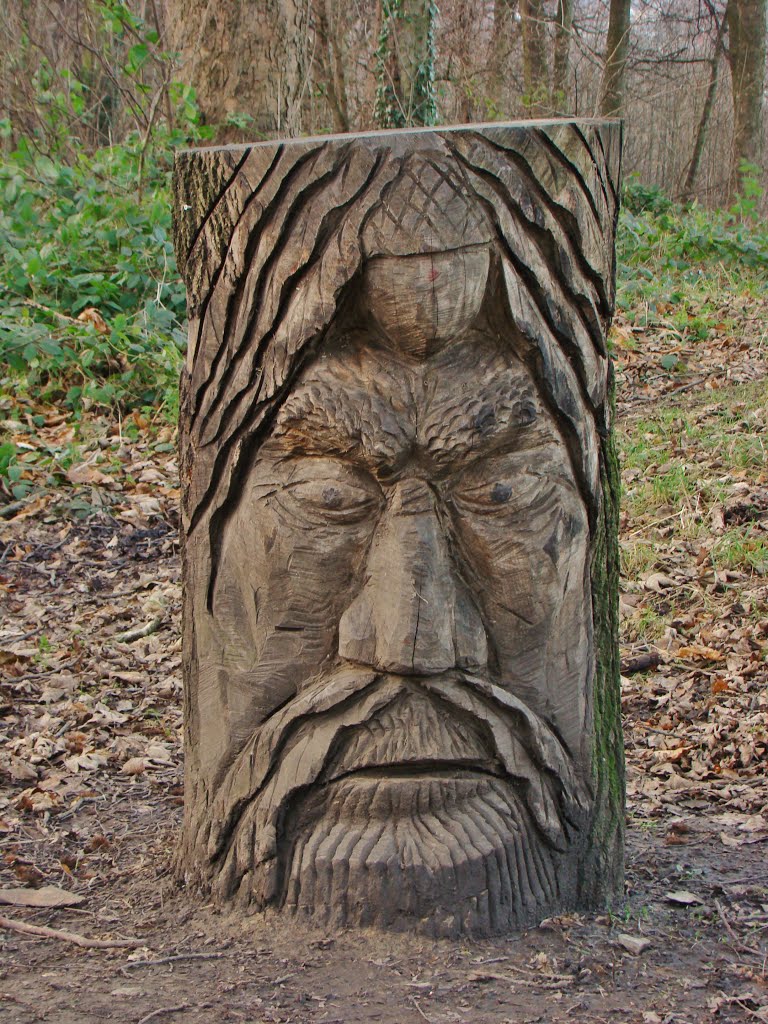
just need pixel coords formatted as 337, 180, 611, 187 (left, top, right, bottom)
1, 301, 767, 1024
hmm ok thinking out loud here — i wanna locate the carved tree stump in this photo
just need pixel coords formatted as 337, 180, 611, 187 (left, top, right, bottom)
173, 121, 624, 937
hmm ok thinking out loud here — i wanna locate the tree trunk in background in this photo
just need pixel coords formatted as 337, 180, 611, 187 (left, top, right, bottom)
313, 0, 351, 133
166, 0, 308, 141
552, 0, 573, 113
375, 0, 438, 128
725, 0, 767, 193
490, 0, 519, 117
520, 0, 549, 115
682, 14, 726, 203
600, 0, 631, 117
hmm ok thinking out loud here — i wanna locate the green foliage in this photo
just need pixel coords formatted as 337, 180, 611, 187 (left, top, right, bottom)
1, 0, 186, 161
728, 161, 765, 223
621, 174, 675, 216
0, 0, 218, 418
0, 0, 225, 418
375, 0, 439, 129
0, 440, 24, 500
0, 132, 187, 415
617, 172, 768, 317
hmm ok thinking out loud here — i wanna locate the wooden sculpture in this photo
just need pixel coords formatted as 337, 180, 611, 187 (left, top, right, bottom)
173, 121, 624, 936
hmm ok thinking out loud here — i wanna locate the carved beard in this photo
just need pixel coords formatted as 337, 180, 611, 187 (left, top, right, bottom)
204, 666, 591, 936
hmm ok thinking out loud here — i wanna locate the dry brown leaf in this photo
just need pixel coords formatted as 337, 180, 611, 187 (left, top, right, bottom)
67, 463, 110, 486
15, 789, 61, 813
3, 756, 38, 782
676, 644, 723, 662
643, 572, 676, 592
76, 307, 109, 334
6, 495, 52, 521
665, 890, 705, 906
0, 885, 85, 908
617, 934, 652, 955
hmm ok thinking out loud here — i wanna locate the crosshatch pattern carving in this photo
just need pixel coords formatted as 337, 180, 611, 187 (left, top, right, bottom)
173, 121, 624, 937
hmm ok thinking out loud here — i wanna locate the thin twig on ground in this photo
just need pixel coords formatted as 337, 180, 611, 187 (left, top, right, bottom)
115, 616, 164, 643
124, 951, 233, 969
22, 298, 81, 324
410, 997, 433, 1022
0, 915, 141, 949
715, 900, 766, 958
137, 1006, 192, 1024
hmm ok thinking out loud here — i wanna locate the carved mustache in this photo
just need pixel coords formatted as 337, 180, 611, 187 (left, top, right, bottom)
205, 664, 590, 872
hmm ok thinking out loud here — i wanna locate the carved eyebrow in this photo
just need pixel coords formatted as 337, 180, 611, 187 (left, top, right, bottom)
267, 385, 552, 480
421, 389, 547, 466
267, 386, 412, 469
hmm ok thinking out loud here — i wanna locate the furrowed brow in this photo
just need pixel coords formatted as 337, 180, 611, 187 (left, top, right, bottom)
422, 385, 547, 466
267, 386, 413, 469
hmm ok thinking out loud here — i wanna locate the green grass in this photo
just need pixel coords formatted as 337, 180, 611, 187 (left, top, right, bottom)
711, 531, 768, 574
620, 381, 767, 510
623, 605, 668, 645
618, 379, 768, 597
619, 538, 658, 581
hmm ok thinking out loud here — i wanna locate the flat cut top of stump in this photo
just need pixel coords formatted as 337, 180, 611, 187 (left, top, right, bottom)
178, 118, 621, 155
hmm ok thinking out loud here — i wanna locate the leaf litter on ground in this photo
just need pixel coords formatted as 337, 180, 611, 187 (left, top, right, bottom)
0, 282, 766, 1022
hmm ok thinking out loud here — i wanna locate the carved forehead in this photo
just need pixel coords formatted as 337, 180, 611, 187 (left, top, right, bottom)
266, 333, 565, 469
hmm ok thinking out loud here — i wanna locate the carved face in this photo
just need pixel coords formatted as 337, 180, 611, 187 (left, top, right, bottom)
177, 125, 624, 937
200, 314, 594, 932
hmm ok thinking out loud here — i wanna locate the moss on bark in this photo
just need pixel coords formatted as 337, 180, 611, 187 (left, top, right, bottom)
580, 363, 625, 905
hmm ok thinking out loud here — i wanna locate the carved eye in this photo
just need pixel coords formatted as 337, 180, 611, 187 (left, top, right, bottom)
285, 477, 381, 523
454, 479, 516, 514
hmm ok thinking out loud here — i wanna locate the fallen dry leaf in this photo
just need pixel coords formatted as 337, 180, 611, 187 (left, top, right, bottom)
76, 307, 109, 334
643, 572, 676, 593
676, 644, 723, 662
617, 934, 652, 955
665, 890, 705, 906
0, 885, 85, 908
66, 462, 110, 486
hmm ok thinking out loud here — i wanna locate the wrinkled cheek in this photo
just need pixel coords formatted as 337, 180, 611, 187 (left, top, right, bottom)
451, 516, 583, 696
494, 541, 561, 624
211, 503, 374, 703
454, 521, 561, 627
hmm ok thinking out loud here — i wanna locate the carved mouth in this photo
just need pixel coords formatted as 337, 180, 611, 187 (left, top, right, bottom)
320, 689, 500, 784
323, 759, 506, 785
206, 667, 587, 879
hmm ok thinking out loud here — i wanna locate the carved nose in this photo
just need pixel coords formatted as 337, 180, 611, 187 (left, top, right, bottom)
338, 478, 487, 674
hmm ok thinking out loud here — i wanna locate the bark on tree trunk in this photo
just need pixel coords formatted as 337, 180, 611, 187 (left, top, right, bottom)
490, 0, 519, 117
600, 0, 631, 117
520, 0, 549, 115
375, 0, 438, 128
682, 14, 726, 203
552, 0, 573, 113
725, 0, 767, 195
165, 0, 308, 142
312, 0, 351, 133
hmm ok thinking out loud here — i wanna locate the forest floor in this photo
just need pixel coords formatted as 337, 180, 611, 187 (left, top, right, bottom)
1, 294, 767, 1024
